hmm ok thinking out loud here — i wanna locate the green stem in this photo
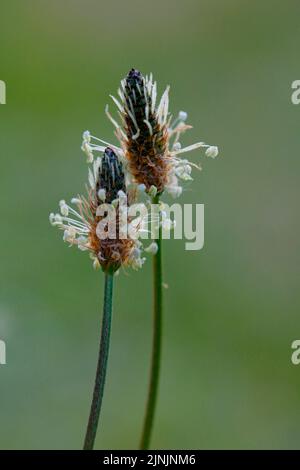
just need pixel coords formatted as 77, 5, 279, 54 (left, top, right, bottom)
83, 272, 114, 450
140, 194, 163, 449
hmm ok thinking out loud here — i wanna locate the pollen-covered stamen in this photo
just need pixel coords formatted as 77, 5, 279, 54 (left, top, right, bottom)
205, 146, 219, 158
81, 130, 124, 163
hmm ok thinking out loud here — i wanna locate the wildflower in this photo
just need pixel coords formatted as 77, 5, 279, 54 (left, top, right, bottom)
101, 68, 219, 197
50, 147, 147, 273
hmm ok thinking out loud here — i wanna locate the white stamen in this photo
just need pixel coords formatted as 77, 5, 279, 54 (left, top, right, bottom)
54, 213, 63, 224
81, 142, 94, 163
82, 130, 91, 142
175, 165, 193, 181
145, 242, 158, 255
117, 190, 127, 200
90, 134, 122, 152
89, 144, 107, 153
77, 236, 89, 251
49, 213, 56, 225
59, 200, 69, 216
179, 111, 188, 122
205, 146, 219, 158
62, 217, 89, 230
97, 188, 106, 201
71, 198, 82, 205
173, 142, 181, 151
63, 226, 77, 242
171, 142, 205, 155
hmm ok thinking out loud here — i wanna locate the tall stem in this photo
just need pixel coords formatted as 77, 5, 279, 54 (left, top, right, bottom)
140, 194, 163, 449
83, 272, 114, 450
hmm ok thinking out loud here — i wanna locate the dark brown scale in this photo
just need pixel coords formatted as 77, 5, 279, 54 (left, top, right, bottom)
96, 147, 126, 204
125, 69, 162, 143
125, 69, 149, 129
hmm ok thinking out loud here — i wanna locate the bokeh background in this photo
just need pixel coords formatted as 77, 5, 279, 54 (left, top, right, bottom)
0, 0, 300, 450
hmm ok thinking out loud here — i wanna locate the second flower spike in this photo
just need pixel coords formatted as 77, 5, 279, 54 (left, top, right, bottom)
50, 147, 147, 273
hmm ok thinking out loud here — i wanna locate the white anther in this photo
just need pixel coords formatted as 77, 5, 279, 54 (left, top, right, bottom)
59, 200, 69, 216
145, 242, 158, 255
179, 111, 188, 121
77, 236, 88, 251
173, 142, 182, 151
117, 190, 127, 200
71, 198, 81, 205
82, 130, 91, 143
97, 188, 106, 202
54, 213, 63, 224
205, 146, 219, 158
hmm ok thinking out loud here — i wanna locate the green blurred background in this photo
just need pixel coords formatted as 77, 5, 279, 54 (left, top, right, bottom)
0, 0, 300, 450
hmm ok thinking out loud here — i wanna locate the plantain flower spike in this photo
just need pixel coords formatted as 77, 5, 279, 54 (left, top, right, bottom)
50, 147, 147, 273
90, 68, 219, 198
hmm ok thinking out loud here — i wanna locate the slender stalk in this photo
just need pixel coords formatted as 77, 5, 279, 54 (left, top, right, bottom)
140, 194, 163, 449
83, 272, 114, 450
